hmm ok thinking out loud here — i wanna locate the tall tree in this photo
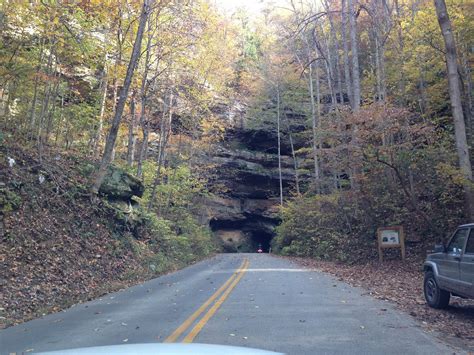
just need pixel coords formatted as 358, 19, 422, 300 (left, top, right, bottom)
276, 84, 283, 206
434, 0, 474, 219
348, 0, 361, 110
341, 0, 353, 107
90, 0, 154, 194
126, 91, 137, 166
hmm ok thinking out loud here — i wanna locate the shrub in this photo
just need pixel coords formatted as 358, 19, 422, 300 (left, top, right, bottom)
273, 194, 352, 261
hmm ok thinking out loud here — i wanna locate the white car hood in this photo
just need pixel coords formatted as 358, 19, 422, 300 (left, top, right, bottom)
34, 343, 284, 355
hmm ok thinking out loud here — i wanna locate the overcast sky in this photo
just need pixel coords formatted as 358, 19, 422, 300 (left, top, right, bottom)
212, 0, 289, 17
212, 0, 266, 13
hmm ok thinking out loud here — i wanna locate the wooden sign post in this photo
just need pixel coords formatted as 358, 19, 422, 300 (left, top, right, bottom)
377, 226, 405, 262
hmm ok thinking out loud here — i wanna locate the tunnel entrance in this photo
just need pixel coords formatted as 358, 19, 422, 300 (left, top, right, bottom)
209, 217, 277, 253
249, 230, 273, 252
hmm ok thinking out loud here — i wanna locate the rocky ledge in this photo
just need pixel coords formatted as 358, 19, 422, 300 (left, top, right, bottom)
201, 127, 298, 252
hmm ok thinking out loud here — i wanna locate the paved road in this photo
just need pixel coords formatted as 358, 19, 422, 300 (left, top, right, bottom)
0, 254, 463, 354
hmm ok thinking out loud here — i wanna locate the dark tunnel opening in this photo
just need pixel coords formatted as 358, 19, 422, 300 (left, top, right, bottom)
249, 230, 273, 252
209, 217, 277, 253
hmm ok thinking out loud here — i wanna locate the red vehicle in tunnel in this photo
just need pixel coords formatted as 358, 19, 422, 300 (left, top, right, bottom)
257, 244, 263, 253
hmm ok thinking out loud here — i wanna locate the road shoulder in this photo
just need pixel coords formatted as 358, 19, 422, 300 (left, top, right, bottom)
285, 255, 473, 352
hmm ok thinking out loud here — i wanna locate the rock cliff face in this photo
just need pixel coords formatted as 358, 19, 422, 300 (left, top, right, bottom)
202, 127, 298, 252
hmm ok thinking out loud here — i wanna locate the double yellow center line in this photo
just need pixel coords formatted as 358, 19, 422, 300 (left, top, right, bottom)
164, 258, 249, 343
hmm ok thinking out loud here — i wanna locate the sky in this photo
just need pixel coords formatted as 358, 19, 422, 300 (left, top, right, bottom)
212, 0, 267, 14
212, 0, 288, 17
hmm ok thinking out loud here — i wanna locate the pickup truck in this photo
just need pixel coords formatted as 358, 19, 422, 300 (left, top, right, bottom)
423, 223, 474, 308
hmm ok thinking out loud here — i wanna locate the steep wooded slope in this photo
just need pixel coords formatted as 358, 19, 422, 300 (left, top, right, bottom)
0, 140, 216, 328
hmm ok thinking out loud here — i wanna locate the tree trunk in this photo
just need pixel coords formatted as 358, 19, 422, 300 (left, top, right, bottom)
136, 126, 148, 179
37, 44, 56, 162
29, 38, 45, 134
162, 134, 184, 216
460, 45, 473, 146
394, 0, 406, 105
348, 0, 361, 110
434, 0, 474, 219
1, 81, 13, 129
294, 45, 321, 193
315, 61, 323, 191
148, 91, 174, 211
91, 0, 153, 194
288, 129, 300, 195
309, 62, 322, 193
418, 56, 429, 115
312, 25, 336, 107
112, 5, 124, 114
276, 86, 283, 206
341, 0, 353, 107
45, 75, 60, 145
127, 93, 136, 166
324, 0, 343, 104
92, 62, 108, 158
135, 20, 153, 178
375, 0, 389, 102
54, 95, 64, 146
317, 25, 337, 106
374, 33, 385, 101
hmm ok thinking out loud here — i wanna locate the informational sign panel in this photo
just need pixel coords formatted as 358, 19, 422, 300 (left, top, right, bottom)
380, 229, 400, 245
377, 226, 405, 262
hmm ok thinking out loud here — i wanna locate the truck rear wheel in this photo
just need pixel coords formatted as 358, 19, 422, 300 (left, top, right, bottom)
424, 271, 450, 309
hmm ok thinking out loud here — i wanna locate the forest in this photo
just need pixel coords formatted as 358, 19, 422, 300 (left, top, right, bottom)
0, 0, 473, 327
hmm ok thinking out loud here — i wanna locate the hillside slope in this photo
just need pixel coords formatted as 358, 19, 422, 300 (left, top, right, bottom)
0, 140, 217, 328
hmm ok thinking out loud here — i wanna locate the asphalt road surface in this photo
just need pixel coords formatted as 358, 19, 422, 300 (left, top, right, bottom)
0, 254, 464, 354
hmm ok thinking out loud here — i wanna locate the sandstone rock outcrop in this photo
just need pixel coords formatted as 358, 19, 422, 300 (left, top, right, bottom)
202, 127, 298, 252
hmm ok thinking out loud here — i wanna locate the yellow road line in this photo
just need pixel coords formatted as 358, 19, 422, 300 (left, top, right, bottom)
164, 258, 247, 343
182, 258, 249, 343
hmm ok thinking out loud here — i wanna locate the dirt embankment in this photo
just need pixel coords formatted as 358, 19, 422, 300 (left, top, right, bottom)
0, 144, 211, 329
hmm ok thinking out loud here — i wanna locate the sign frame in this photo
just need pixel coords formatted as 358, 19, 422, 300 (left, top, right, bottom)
377, 226, 405, 262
